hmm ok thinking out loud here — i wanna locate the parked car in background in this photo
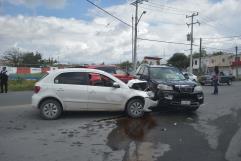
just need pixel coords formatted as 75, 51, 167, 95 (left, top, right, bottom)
199, 73, 232, 86
183, 72, 198, 82
32, 68, 157, 120
199, 75, 213, 86
220, 71, 235, 81
135, 64, 204, 111
85, 65, 134, 83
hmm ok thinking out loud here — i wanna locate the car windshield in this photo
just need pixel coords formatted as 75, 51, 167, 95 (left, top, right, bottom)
150, 67, 185, 81
96, 67, 117, 74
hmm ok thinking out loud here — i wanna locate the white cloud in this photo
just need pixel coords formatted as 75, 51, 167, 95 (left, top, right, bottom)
0, 0, 241, 64
6, 0, 67, 9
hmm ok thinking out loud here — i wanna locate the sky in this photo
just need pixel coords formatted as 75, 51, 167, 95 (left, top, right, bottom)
0, 0, 241, 64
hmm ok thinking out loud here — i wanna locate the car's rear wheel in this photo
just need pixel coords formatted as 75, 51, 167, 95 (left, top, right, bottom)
40, 99, 62, 120
126, 99, 144, 118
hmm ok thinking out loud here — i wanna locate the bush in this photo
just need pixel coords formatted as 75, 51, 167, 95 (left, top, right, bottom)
8, 80, 36, 91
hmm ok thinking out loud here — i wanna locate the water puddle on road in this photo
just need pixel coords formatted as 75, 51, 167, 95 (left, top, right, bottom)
55, 114, 172, 161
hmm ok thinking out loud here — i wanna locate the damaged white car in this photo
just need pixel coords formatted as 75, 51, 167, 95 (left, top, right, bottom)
32, 68, 157, 120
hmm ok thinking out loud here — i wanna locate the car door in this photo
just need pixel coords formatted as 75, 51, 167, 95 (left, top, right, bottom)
53, 72, 89, 110
87, 72, 126, 111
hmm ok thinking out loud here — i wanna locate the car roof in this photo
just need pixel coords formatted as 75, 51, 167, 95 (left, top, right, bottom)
49, 68, 110, 74
140, 64, 174, 68
86, 65, 117, 68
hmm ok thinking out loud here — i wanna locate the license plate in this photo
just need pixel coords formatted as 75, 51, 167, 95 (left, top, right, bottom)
181, 100, 191, 105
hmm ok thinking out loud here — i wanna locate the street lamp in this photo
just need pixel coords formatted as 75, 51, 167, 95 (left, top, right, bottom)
133, 10, 146, 70
137, 11, 146, 24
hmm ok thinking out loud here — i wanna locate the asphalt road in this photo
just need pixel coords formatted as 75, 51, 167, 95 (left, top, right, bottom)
0, 82, 241, 161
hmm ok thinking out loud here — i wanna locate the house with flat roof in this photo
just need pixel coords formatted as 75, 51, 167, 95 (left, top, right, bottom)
193, 54, 234, 74
143, 56, 162, 65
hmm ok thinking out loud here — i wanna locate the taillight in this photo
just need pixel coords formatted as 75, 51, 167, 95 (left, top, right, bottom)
34, 86, 41, 93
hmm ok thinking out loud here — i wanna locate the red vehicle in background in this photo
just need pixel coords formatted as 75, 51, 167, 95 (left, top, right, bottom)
86, 65, 134, 83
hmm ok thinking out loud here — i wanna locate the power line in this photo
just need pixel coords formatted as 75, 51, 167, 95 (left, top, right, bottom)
146, 1, 197, 14
199, 19, 217, 30
138, 37, 198, 46
202, 46, 234, 53
139, 6, 185, 16
201, 35, 241, 40
140, 3, 186, 16
85, 0, 131, 27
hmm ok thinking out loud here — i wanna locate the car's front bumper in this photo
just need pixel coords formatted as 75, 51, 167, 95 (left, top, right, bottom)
156, 91, 204, 109
143, 97, 158, 112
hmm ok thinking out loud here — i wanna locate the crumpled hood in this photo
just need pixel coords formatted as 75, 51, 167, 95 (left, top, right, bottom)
151, 79, 197, 87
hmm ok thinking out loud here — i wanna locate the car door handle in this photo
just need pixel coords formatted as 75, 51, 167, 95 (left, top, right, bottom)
57, 88, 64, 91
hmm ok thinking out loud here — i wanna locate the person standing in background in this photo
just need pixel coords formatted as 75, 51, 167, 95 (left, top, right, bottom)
0, 67, 9, 93
212, 66, 219, 95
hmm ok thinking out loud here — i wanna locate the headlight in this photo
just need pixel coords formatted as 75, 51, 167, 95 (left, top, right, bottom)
147, 91, 155, 98
194, 85, 203, 92
157, 84, 173, 91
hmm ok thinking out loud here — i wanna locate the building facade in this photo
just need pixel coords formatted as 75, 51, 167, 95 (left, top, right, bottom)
193, 54, 235, 75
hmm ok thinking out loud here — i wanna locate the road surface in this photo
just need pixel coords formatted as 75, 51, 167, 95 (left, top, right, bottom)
0, 82, 241, 161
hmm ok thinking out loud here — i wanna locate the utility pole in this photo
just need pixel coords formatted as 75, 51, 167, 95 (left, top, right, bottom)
235, 46, 238, 79
199, 38, 202, 74
131, 0, 147, 70
186, 12, 199, 74
132, 15, 134, 64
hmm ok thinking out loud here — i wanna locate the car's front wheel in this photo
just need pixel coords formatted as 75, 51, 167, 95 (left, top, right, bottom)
40, 99, 62, 120
227, 80, 232, 85
126, 99, 144, 118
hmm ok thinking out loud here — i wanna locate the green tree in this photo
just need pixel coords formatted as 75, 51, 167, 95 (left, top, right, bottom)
22, 52, 42, 67
118, 60, 132, 71
168, 53, 189, 69
212, 51, 224, 56
193, 49, 207, 58
40, 57, 57, 66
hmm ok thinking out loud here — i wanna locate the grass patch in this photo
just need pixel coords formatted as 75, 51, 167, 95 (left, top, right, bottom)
9, 73, 45, 81
8, 79, 36, 91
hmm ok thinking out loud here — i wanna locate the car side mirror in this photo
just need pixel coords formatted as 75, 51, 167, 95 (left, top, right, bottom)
184, 73, 189, 80
113, 82, 120, 88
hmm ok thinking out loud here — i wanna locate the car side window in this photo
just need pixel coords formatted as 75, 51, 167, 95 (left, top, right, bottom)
54, 72, 88, 85
88, 73, 114, 87
143, 67, 149, 76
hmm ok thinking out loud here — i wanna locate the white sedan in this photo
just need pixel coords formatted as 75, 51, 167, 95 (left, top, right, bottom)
183, 72, 198, 82
32, 68, 157, 120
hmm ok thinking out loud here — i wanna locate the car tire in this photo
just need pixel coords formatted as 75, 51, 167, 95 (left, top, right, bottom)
40, 99, 62, 120
227, 80, 232, 86
126, 99, 144, 118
